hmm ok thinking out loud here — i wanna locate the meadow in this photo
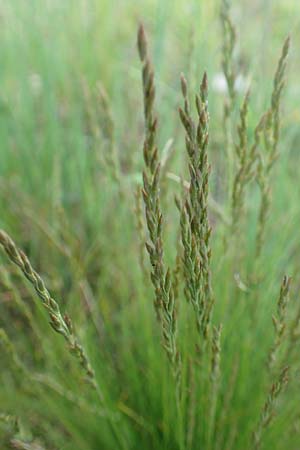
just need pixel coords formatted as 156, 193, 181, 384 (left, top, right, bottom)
1, 1, 300, 449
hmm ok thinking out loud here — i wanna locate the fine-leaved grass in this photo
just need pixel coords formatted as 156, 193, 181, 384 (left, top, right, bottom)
0, 2, 298, 450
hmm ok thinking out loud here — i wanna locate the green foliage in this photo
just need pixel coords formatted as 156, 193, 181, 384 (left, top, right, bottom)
0, 1, 300, 449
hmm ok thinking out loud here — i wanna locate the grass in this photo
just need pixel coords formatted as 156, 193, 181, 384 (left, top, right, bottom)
1, 1, 300, 449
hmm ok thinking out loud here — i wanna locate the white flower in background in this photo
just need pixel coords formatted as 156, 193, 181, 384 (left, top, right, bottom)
212, 72, 228, 93
212, 72, 250, 94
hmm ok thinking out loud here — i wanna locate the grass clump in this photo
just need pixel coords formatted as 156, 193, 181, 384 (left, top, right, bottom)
0, 2, 299, 450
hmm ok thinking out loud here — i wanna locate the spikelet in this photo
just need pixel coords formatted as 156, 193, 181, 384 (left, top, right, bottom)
133, 186, 147, 280
268, 276, 291, 370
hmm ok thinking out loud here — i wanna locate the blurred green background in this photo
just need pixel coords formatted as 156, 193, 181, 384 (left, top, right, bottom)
0, 0, 299, 294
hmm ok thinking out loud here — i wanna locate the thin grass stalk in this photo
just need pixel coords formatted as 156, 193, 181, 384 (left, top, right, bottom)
207, 324, 222, 446
186, 358, 196, 450
1, 328, 112, 422
214, 358, 239, 450
0, 230, 98, 389
32, 373, 112, 418
224, 424, 238, 450
0, 231, 129, 448
82, 79, 121, 190
0, 266, 44, 344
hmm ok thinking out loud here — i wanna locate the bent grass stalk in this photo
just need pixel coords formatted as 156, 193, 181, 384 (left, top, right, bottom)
0, 230, 127, 449
0, 328, 111, 421
0, 229, 97, 389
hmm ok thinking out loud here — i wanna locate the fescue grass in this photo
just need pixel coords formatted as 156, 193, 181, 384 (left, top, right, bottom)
1, 1, 300, 449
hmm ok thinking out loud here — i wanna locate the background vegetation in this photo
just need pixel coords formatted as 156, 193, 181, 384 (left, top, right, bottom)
1, 1, 300, 449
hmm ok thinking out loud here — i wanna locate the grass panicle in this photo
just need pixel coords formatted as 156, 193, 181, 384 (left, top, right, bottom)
220, 0, 237, 113
97, 83, 121, 187
284, 300, 300, 365
255, 37, 290, 257
82, 79, 121, 188
137, 24, 181, 381
268, 276, 291, 370
252, 366, 289, 450
0, 230, 97, 389
268, 36, 290, 171
231, 89, 254, 230
178, 72, 214, 339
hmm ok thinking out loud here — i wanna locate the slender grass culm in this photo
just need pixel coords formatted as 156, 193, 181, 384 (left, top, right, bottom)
0, 2, 297, 450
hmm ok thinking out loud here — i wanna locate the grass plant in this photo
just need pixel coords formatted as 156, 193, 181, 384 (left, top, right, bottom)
0, 1, 299, 449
